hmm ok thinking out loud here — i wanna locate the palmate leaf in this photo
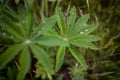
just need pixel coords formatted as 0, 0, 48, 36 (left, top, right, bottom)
55, 8, 66, 35
30, 44, 54, 74
0, 44, 23, 70
32, 15, 57, 39
55, 47, 66, 72
67, 6, 77, 26
16, 46, 31, 80
36, 35, 69, 47
68, 46, 87, 68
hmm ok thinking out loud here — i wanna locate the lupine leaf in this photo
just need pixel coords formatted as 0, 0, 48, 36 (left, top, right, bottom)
18, 6, 27, 38
56, 8, 66, 35
17, 46, 31, 80
55, 47, 66, 72
69, 34, 101, 42
0, 44, 22, 70
75, 14, 89, 26
70, 41, 98, 50
30, 44, 54, 74
0, 18, 24, 40
68, 46, 87, 68
32, 16, 56, 39
36, 35, 69, 46
77, 24, 97, 34
26, 10, 34, 37
67, 6, 76, 26
0, 0, 9, 8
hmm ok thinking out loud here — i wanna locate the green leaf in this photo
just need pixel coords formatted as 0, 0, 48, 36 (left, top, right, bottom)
26, 0, 34, 7
15, 0, 20, 4
17, 46, 31, 80
32, 16, 57, 39
2, 6, 18, 20
69, 34, 101, 42
70, 41, 98, 50
0, 44, 22, 70
56, 8, 66, 35
77, 24, 97, 34
55, 47, 66, 72
30, 44, 54, 74
26, 10, 34, 37
76, 14, 89, 26
18, 6, 27, 38
67, 6, 76, 26
0, 18, 24, 40
36, 35, 69, 46
68, 47, 87, 68
0, 0, 9, 8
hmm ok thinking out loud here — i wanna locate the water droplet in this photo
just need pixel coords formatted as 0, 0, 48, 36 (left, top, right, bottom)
10, 36, 14, 39
3, 32, 6, 36
80, 32, 83, 34
85, 29, 88, 31
22, 20, 25, 23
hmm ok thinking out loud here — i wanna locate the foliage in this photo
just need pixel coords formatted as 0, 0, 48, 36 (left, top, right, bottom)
1, 0, 119, 80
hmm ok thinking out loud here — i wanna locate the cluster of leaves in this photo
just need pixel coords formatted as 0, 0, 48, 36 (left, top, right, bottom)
0, 0, 101, 80
60, 0, 120, 80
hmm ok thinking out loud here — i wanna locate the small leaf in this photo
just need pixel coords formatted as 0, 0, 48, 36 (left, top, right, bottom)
68, 46, 87, 68
76, 14, 89, 26
0, 0, 9, 8
30, 44, 54, 74
56, 8, 66, 35
2, 6, 18, 20
70, 41, 98, 50
17, 46, 31, 80
69, 34, 101, 42
0, 44, 22, 70
26, 10, 34, 37
77, 24, 97, 34
32, 16, 57, 39
67, 6, 76, 26
0, 18, 24, 40
55, 47, 66, 72
36, 35, 69, 47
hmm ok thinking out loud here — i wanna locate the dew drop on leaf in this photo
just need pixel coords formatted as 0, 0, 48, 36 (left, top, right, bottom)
80, 32, 83, 34
3, 32, 6, 36
85, 29, 88, 31
22, 20, 25, 23
10, 36, 14, 39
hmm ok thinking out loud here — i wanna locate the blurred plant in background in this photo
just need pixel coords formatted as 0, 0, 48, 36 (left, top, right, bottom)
0, 0, 120, 80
